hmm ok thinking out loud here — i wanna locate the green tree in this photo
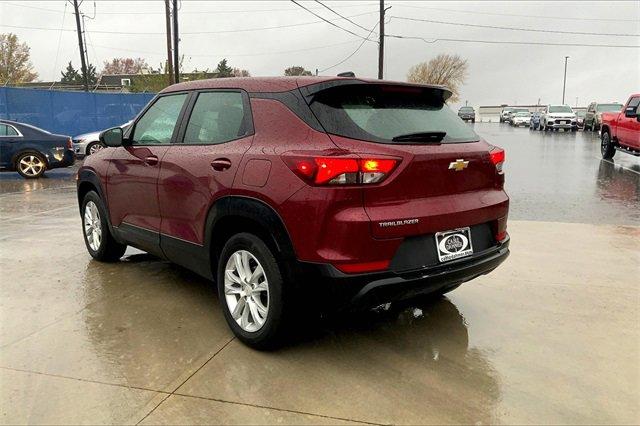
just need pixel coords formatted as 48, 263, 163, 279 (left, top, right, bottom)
60, 61, 81, 83
284, 66, 312, 76
215, 59, 233, 78
86, 63, 98, 85
60, 61, 98, 85
130, 74, 171, 93
0, 33, 38, 83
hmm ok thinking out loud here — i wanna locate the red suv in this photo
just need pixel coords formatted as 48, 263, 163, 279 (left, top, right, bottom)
77, 76, 510, 348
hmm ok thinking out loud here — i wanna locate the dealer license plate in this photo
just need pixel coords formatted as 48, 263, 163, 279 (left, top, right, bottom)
435, 227, 474, 262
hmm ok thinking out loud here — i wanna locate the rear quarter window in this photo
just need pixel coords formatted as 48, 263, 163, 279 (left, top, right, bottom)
309, 84, 479, 144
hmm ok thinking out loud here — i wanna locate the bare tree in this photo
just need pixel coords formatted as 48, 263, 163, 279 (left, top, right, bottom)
232, 67, 251, 77
102, 57, 150, 75
284, 66, 312, 76
0, 33, 38, 83
407, 54, 468, 103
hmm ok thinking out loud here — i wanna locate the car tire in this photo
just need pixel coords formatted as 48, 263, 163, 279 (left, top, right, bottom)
217, 232, 291, 350
81, 191, 127, 262
86, 141, 104, 156
15, 152, 47, 179
601, 131, 616, 159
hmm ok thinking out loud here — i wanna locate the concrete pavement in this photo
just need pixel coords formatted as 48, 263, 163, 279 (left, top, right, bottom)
1, 124, 638, 424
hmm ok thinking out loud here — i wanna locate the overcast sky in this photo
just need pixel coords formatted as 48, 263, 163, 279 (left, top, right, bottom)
1, 0, 639, 109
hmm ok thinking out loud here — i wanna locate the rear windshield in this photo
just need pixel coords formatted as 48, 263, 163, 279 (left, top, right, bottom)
549, 106, 573, 113
459, 107, 474, 112
596, 103, 622, 112
308, 85, 479, 144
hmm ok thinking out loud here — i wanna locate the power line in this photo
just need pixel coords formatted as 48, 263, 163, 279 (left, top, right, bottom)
385, 33, 640, 48
320, 22, 380, 73
290, 0, 376, 42
0, 11, 377, 35
51, 2, 69, 80
1, 1, 378, 15
314, 0, 372, 33
389, 16, 640, 37
89, 40, 361, 58
390, 2, 638, 23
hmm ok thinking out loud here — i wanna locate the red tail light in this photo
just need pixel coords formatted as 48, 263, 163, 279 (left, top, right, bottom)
66, 137, 74, 150
334, 260, 390, 274
284, 155, 398, 185
489, 147, 505, 172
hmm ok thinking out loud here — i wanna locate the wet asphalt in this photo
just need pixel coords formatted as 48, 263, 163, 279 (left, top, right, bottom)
0, 123, 638, 424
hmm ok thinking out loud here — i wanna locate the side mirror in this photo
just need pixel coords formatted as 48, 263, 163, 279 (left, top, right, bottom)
623, 106, 636, 118
636, 111, 640, 122
99, 127, 123, 147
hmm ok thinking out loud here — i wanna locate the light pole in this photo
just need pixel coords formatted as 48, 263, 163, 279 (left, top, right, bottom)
562, 56, 569, 105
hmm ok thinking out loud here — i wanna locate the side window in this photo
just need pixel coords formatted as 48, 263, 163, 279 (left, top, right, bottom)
627, 97, 640, 111
131, 94, 187, 145
183, 92, 249, 145
0, 124, 19, 136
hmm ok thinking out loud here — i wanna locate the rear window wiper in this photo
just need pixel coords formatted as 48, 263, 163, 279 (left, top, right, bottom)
391, 131, 446, 143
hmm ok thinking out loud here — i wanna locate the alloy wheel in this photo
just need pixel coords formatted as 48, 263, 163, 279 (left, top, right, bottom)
83, 201, 102, 251
601, 133, 611, 156
19, 155, 44, 177
224, 250, 269, 332
88, 143, 103, 155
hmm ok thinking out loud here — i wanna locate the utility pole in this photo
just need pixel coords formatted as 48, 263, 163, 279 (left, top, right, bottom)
562, 56, 569, 104
378, 0, 385, 80
172, 0, 180, 83
164, 0, 174, 85
72, 0, 89, 91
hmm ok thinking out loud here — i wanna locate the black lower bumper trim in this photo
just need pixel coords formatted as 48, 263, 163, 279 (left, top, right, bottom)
307, 238, 510, 309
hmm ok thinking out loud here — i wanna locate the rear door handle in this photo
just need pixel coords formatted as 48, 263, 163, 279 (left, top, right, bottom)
144, 156, 158, 166
211, 158, 232, 171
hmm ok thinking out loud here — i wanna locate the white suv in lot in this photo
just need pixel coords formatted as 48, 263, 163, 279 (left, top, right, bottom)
541, 105, 577, 131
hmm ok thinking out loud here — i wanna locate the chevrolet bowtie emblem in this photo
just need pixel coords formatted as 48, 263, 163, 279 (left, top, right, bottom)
448, 159, 469, 171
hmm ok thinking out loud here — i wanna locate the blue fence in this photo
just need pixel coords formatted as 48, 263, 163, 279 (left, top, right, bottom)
0, 87, 155, 137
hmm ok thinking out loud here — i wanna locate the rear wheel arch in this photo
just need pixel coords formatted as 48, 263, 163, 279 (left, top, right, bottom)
205, 196, 297, 271
12, 149, 49, 170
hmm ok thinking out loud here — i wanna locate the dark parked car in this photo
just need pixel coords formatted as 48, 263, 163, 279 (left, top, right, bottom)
0, 120, 75, 178
585, 102, 623, 132
457, 106, 476, 122
77, 76, 510, 348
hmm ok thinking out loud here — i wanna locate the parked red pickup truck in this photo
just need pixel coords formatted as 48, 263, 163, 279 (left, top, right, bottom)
600, 94, 640, 159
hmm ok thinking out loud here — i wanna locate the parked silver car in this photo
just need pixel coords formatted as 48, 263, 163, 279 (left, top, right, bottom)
73, 121, 132, 157
511, 111, 531, 127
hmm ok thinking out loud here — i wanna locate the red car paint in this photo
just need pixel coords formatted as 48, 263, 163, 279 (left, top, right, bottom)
80, 76, 509, 287
601, 94, 640, 154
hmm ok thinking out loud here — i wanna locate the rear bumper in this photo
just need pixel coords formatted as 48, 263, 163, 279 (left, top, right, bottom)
49, 150, 76, 169
309, 237, 510, 309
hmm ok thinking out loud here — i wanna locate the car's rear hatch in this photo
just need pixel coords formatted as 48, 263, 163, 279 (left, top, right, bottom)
304, 81, 508, 239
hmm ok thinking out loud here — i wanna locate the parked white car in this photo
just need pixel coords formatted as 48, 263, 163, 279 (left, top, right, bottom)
73, 121, 132, 157
511, 111, 531, 127
540, 105, 577, 131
